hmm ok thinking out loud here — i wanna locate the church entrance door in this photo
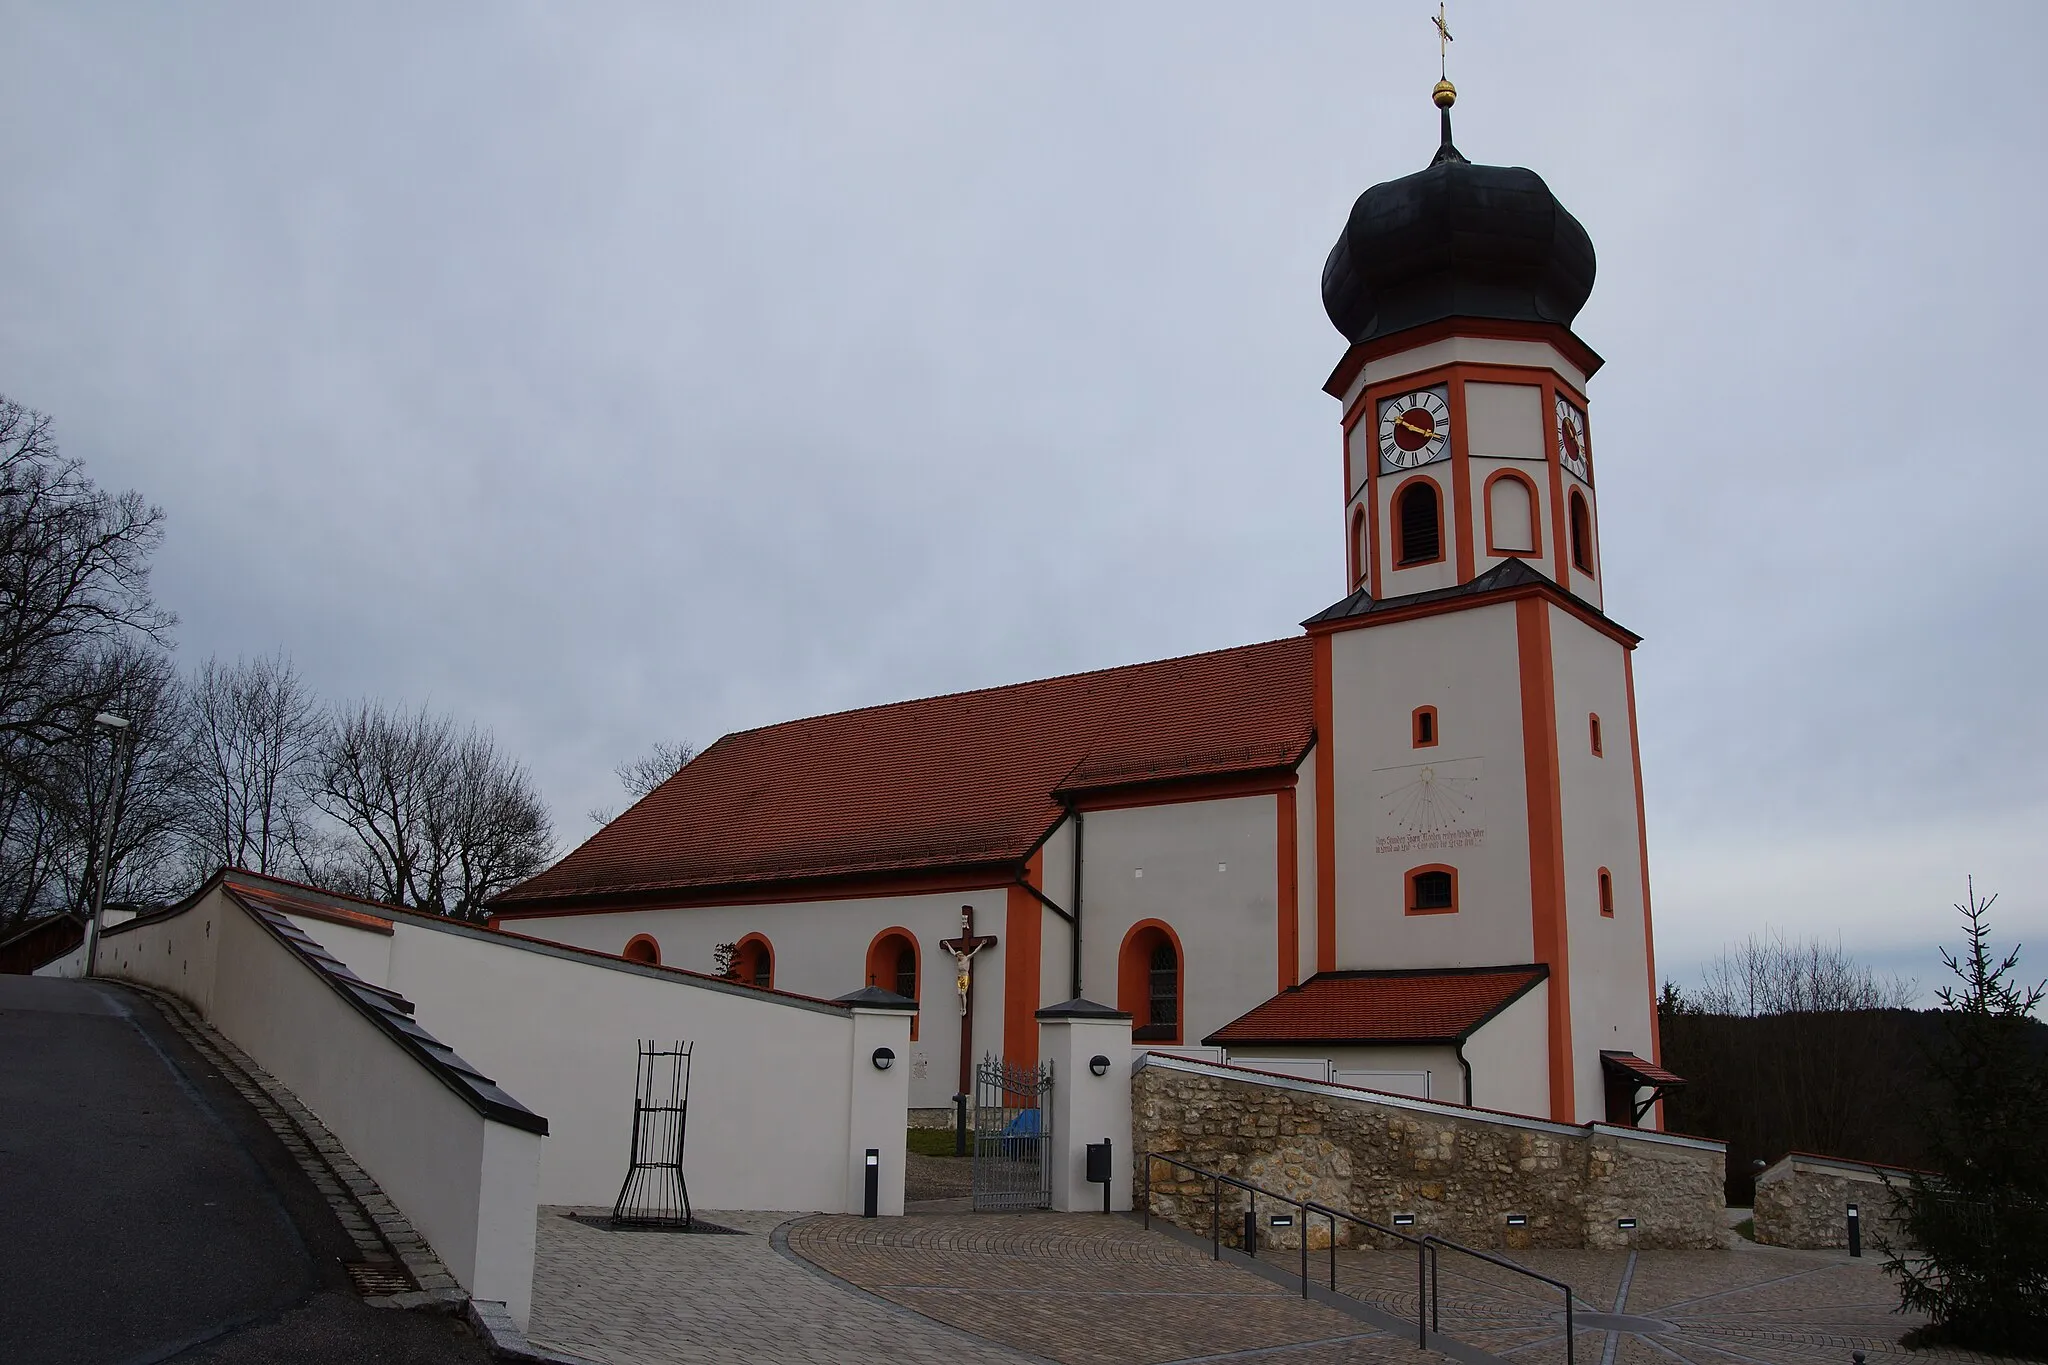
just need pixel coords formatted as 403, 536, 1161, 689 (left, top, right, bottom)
970, 1054, 1052, 1211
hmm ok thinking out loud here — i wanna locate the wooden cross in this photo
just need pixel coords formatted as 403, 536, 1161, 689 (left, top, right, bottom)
939, 904, 999, 1101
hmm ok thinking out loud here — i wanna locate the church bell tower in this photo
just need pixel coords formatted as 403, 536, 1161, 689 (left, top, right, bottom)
1301, 76, 1662, 1126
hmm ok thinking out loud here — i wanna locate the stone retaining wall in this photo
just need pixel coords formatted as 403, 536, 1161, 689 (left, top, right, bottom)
1134, 1056, 1724, 1251
1751, 1154, 1913, 1250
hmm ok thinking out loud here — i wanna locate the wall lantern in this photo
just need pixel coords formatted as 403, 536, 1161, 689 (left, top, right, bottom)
872, 1047, 896, 1071
1505, 1214, 1528, 1227
1392, 1213, 1416, 1227
1089, 1054, 1111, 1076
1617, 1217, 1637, 1230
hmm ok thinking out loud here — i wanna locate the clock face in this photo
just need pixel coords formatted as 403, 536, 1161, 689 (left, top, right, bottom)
1555, 396, 1591, 482
1377, 388, 1452, 472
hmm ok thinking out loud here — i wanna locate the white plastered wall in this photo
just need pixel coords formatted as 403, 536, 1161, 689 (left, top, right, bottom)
1461, 978, 1551, 1118
1075, 793, 1282, 1052
1229, 1043, 1462, 1101
1327, 603, 1536, 971
340, 915, 883, 1212
1338, 337, 1589, 412
1546, 607, 1656, 1123
495, 888, 1006, 1109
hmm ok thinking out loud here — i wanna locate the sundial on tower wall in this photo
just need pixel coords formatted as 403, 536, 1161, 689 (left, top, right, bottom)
1374, 756, 1485, 856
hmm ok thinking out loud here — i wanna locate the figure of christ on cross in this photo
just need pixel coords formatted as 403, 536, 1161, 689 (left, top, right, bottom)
938, 904, 998, 1105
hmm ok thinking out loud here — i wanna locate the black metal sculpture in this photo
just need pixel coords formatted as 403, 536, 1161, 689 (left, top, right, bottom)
611, 1040, 694, 1228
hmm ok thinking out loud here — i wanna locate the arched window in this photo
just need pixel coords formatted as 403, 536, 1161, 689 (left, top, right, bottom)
732, 934, 774, 989
1351, 507, 1370, 587
1118, 921, 1183, 1044
1598, 868, 1615, 917
1396, 480, 1442, 566
1589, 712, 1604, 756
622, 934, 660, 965
1485, 471, 1539, 555
1569, 490, 1594, 574
1406, 864, 1458, 915
1412, 705, 1438, 749
866, 927, 920, 1039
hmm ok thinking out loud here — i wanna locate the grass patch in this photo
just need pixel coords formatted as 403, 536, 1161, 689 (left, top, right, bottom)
1735, 1217, 1756, 1242
907, 1127, 967, 1158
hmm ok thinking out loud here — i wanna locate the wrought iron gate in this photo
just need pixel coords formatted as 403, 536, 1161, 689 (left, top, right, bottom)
611, 1040, 694, 1227
971, 1054, 1052, 1211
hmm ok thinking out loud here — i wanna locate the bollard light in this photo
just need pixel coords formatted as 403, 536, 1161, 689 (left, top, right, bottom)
863, 1148, 879, 1218
1089, 1053, 1110, 1076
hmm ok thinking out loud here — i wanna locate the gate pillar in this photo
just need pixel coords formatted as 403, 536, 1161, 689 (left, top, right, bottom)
837, 987, 917, 1216
1036, 998, 1133, 1213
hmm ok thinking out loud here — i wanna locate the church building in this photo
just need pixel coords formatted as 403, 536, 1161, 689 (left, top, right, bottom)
489, 79, 1673, 1130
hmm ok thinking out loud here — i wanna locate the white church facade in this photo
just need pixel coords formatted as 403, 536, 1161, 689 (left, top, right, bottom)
490, 81, 1677, 1130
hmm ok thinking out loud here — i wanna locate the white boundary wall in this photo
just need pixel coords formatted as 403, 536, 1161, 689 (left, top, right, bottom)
95, 888, 545, 1326
282, 893, 910, 1215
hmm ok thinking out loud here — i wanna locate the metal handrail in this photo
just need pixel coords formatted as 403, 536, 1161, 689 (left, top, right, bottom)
1138, 1151, 1580, 1362
1140, 1151, 1433, 1348
1421, 1236, 1575, 1365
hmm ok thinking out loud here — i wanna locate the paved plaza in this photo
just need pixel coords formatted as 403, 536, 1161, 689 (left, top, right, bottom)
529, 1203, 2001, 1365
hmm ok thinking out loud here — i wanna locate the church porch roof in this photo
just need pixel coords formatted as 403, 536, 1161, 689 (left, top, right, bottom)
1203, 964, 1549, 1047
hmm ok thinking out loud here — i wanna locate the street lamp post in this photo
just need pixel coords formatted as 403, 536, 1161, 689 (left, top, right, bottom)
82, 712, 131, 979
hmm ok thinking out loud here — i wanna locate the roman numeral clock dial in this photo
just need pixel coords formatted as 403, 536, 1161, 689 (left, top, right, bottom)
1377, 387, 1451, 472
1555, 395, 1591, 482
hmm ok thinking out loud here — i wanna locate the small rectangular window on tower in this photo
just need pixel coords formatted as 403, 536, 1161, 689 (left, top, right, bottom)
1589, 713, 1603, 756
1413, 706, 1438, 748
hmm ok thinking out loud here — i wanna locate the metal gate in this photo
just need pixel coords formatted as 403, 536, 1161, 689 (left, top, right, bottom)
972, 1054, 1052, 1211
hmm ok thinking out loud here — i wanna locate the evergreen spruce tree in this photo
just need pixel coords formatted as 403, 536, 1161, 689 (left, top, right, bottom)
1885, 880, 2048, 1351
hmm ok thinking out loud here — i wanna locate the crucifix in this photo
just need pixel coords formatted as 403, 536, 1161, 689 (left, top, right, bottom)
938, 904, 998, 1103
1432, 2, 1453, 79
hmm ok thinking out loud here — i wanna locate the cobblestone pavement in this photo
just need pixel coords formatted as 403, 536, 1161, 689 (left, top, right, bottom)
526, 1208, 1038, 1365
534, 1204, 2008, 1365
786, 1212, 1452, 1364
1318, 1237, 2003, 1365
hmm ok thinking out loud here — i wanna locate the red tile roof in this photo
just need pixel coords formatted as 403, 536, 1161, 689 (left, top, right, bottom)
1599, 1051, 1686, 1088
1204, 966, 1549, 1046
497, 638, 1315, 910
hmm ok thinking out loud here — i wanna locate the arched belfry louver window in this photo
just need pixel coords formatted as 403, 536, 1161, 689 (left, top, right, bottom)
1569, 490, 1594, 574
1396, 481, 1442, 566
1486, 472, 1538, 555
1352, 507, 1370, 586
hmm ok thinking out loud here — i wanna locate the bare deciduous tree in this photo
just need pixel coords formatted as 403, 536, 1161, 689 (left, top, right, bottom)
1691, 930, 1916, 1015
588, 738, 695, 825
311, 700, 553, 921
0, 642, 191, 935
179, 651, 323, 879
0, 398, 173, 779
1664, 931, 1923, 1201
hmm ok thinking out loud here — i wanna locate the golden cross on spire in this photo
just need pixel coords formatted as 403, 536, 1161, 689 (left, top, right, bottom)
1433, 2, 1454, 79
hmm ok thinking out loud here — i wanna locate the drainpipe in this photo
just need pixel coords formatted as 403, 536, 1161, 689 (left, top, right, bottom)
1454, 1040, 1474, 1106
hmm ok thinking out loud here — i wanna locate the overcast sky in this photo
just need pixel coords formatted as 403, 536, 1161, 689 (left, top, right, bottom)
4, 2, 2043, 997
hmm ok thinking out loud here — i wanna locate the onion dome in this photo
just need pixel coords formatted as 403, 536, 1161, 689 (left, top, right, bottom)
1321, 82, 1596, 345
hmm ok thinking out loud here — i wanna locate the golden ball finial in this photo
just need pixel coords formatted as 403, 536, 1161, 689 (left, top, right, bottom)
1433, 78, 1457, 109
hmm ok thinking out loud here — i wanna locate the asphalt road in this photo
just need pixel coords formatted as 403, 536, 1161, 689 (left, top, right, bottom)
0, 974, 492, 1364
